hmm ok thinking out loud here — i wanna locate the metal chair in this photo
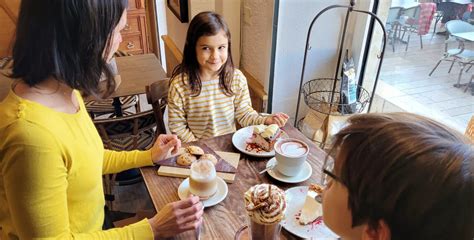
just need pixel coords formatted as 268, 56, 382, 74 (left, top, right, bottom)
432, 10, 444, 36
429, 20, 474, 87
398, 5, 423, 51
93, 109, 157, 210
386, 7, 403, 52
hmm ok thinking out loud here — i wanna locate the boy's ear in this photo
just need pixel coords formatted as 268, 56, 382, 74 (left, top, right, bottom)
361, 219, 391, 240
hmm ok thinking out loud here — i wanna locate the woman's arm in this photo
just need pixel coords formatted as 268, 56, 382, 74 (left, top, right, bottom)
167, 79, 197, 142
102, 149, 153, 175
2, 122, 153, 239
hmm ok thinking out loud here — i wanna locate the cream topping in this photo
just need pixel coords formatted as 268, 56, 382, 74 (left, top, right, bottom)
253, 125, 266, 134
261, 124, 279, 139
244, 184, 286, 225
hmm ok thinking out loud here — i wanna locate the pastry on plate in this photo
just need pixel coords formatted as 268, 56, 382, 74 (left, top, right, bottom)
199, 153, 218, 165
177, 153, 197, 166
251, 124, 282, 152
186, 146, 205, 156
299, 184, 323, 225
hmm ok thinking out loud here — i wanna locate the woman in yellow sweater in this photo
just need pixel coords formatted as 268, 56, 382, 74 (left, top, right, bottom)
0, 0, 203, 239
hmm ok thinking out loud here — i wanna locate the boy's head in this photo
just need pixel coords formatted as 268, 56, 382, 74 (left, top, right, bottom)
322, 112, 473, 240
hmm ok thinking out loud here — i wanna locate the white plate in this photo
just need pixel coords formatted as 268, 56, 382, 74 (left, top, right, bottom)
266, 157, 312, 183
282, 186, 339, 239
232, 126, 286, 157
177, 177, 228, 208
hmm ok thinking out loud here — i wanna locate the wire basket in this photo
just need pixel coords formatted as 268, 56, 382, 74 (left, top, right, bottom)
302, 78, 370, 116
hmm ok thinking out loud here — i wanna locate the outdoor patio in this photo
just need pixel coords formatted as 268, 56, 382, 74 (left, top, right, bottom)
379, 30, 474, 131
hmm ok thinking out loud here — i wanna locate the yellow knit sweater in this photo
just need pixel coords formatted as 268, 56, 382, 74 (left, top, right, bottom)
0, 89, 154, 239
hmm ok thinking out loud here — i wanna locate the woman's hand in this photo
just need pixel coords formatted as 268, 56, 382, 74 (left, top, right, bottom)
264, 112, 289, 127
151, 134, 181, 163
148, 196, 204, 239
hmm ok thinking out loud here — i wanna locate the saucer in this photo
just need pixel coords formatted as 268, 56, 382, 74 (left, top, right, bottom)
178, 177, 228, 207
266, 158, 312, 183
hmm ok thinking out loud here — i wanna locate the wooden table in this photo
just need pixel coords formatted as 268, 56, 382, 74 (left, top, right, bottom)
0, 54, 167, 105
108, 54, 167, 116
140, 124, 328, 239
110, 54, 167, 98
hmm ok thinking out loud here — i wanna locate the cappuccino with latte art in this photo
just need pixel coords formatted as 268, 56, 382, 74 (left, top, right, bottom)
274, 139, 309, 177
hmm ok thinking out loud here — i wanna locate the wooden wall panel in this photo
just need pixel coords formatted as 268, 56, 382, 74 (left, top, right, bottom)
0, 0, 20, 57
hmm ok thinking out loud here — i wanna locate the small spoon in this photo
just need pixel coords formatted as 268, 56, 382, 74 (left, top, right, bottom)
259, 164, 276, 174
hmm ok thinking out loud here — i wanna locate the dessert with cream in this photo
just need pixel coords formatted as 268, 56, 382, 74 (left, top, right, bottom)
189, 159, 217, 200
299, 184, 324, 225
248, 124, 282, 152
244, 184, 286, 239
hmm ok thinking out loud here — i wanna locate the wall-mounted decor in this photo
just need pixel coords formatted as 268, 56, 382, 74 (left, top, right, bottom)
167, 0, 188, 23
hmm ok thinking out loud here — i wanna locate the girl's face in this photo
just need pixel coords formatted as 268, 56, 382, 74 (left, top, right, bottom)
195, 30, 229, 78
105, 10, 127, 62
322, 151, 364, 239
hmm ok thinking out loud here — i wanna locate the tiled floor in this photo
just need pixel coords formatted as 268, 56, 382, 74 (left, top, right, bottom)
379, 29, 474, 131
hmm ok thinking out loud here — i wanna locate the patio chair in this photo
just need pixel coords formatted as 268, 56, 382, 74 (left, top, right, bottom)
429, 20, 474, 87
145, 79, 170, 136
93, 109, 157, 210
397, 5, 422, 51
386, 7, 403, 52
432, 10, 444, 36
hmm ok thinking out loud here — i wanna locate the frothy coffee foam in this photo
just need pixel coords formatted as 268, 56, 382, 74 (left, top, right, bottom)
277, 141, 307, 157
190, 160, 216, 181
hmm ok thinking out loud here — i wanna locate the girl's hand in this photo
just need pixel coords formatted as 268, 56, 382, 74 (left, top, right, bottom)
264, 112, 289, 127
148, 196, 204, 239
151, 134, 181, 163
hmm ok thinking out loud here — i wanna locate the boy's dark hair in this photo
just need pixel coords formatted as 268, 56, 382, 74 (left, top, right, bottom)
10, 0, 127, 98
171, 11, 234, 97
330, 112, 473, 239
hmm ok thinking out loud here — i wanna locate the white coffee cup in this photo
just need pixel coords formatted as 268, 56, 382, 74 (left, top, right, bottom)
189, 160, 217, 200
274, 138, 309, 177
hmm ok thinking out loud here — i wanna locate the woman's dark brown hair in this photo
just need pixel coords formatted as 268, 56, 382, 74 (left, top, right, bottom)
329, 112, 473, 239
171, 11, 234, 96
10, 0, 127, 98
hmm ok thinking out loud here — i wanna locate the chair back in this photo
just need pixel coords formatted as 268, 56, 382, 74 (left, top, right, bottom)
446, 20, 474, 34
0, 57, 13, 70
466, 116, 474, 142
403, 5, 421, 22
93, 110, 156, 151
146, 79, 170, 135
387, 7, 402, 24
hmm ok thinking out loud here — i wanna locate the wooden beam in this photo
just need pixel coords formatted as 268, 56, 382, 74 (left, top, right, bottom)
161, 35, 183, 77
240, 69, 268, 113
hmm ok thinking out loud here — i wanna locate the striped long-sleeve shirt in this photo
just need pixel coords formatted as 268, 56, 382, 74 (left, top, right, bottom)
168, 69, 266, 142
